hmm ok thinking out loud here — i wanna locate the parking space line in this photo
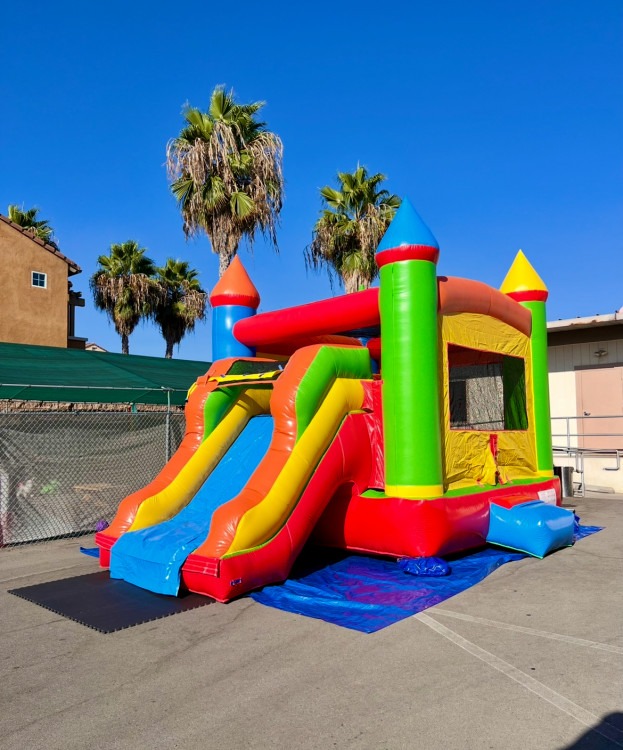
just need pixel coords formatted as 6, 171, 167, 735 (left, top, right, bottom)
431, 609, 623, 654
415, 612, 623, 748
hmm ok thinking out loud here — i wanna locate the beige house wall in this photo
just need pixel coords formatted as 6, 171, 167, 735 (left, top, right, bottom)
548, 336, 623, 423
548, 334, 623, 493
0, 221, 70, 347
548, 369, 578, 447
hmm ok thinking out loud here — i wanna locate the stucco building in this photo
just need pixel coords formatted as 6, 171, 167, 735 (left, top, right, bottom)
0, 215, 86, 349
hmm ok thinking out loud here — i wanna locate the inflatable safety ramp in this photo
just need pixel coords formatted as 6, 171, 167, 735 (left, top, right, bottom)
486, 497, 574, 557
102, 345, 378, 601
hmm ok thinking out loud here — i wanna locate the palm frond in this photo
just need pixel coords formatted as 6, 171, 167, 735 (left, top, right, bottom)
90, 241, 158, 352
166, 85, 284, 274
307, 167, 401, 292
151, 258, 208, 356
7, 203, 59, 248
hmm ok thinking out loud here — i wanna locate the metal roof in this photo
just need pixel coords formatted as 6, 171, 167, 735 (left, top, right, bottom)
548, 307, 623, 333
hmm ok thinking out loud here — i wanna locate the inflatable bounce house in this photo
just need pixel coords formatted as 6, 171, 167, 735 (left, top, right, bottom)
96, 199, 574, 601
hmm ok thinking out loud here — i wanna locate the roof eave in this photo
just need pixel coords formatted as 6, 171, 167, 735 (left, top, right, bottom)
0, 215, 82, 275
547, 312, 623, 333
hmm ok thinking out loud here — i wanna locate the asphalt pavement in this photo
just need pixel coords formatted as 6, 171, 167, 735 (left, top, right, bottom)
0, 493, 621, 750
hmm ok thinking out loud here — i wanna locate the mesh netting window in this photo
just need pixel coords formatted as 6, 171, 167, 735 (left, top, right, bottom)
449, 345, 528, 431
225, 360, 282, 376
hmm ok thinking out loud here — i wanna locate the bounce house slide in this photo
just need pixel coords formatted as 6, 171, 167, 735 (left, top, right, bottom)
104, 345, 375, 601
110, 415, 275, 594
96, 357, 272, 547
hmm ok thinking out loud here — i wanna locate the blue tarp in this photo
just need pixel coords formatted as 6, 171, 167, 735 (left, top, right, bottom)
251, 524, 602, 633
110, 415, 274, 595
79, 547, 100, 558
574, 522, 602, 541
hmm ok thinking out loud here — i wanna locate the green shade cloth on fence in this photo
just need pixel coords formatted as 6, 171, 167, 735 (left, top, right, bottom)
0, 343, 211, 405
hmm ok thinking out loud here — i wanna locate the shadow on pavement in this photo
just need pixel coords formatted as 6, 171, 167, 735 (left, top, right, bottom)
559, 713, 623, 749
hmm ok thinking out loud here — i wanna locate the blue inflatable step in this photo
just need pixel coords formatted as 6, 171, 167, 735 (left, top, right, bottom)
487, 501, 574, 558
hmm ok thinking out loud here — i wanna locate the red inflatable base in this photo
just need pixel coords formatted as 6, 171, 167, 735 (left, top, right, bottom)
312, 478, 561, 558
95, 531, 114, 568
96, 478, 560, 602
181, 477, 559, 602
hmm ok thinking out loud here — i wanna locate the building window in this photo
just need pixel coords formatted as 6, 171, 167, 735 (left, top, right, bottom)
448, 344, 528, 431
32, 271, 47, 288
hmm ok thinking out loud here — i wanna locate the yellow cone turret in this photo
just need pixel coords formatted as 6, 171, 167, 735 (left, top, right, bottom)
500, 250, 548, 302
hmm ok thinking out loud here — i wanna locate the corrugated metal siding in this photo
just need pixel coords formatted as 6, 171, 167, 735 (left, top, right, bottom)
548, 338, 623, 373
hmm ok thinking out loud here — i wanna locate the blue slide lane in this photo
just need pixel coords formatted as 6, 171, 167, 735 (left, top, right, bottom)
110, 416, 274, 596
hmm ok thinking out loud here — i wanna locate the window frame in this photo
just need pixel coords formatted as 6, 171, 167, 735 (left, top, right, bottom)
31, 271, 48, 289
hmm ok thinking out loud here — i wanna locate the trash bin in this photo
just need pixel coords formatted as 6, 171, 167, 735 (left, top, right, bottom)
554, 465, 575, 497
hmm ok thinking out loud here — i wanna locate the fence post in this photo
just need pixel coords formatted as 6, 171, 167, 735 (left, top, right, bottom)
164, 388, 172, 463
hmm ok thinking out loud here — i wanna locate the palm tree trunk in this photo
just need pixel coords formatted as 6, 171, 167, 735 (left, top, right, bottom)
165, 338, 174, 358
344, 273, 370, 294
217, 233, 241, 277
121, 333, 129, 355
344, 275, 359, 294
218, 252, 231, 278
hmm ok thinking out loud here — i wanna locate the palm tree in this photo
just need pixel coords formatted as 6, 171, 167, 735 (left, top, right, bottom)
306, 166, 401, 293
90, 241, 156, 355
152, 259, 208, 358
7, 204, 59, 249
166, 86, 284, 277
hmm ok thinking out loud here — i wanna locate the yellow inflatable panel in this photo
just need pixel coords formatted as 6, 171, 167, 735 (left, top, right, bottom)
441, 313, 538, 490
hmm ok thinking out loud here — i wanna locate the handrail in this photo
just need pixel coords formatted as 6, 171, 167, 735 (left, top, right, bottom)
551, 415, 623, 497
551, 415, 623, 450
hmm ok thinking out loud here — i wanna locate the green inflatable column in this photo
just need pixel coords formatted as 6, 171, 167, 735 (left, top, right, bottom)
501, 250, 553, 477
376, 198, 444, 499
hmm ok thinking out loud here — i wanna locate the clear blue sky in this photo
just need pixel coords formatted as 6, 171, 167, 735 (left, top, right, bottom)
2, 0, 621, 360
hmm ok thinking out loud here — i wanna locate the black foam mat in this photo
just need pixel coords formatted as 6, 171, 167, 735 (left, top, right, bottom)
9, 571, 214, 633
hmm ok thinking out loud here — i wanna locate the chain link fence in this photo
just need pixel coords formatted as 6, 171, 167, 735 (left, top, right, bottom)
0, 409, 185, 546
